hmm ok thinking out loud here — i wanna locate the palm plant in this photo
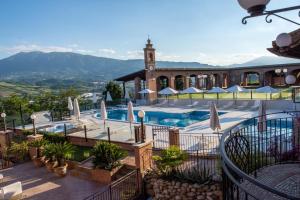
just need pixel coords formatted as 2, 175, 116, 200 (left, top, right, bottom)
92, 141, 127, 170
8, 141, 29, 162
28, 139, 47, 158
52, 142, 75, 166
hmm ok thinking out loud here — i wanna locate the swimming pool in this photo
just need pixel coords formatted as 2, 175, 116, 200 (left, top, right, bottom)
38, 123, 76, 133
94, 109, 226, 127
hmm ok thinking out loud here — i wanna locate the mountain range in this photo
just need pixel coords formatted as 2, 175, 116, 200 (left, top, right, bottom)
0, 51, 299, 83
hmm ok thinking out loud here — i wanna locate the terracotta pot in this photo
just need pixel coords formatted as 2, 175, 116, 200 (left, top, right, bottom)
54, 163, 68, 177
32, 157, 44, 167
45, 161, 55, 172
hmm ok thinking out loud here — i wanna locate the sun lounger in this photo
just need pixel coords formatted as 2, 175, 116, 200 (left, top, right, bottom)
249, 100, 260, 111
219, 101, 235, 110
236, 101, 250, 109
187, 101, 200, 108
0, 181, 22, 200
155, 99, 168, 107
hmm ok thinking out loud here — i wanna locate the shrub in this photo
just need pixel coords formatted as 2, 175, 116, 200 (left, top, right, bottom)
43, 143, 57, 162
174, 166, 212, 184
152, 146, 188, 175
28, 139, 48, 158
43, 133, 67, 144
92, 141, 127, 171
52, 142, 75, 166
8, 141, 29, 162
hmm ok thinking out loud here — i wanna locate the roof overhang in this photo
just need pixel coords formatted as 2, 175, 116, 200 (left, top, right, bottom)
114, 69, 146, 82
268, 28, 300, 59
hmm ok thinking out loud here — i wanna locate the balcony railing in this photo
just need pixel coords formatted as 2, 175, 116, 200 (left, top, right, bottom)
220, 111, 300, 200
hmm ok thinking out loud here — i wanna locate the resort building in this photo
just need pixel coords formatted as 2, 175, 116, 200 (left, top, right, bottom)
116, 38, 300, 101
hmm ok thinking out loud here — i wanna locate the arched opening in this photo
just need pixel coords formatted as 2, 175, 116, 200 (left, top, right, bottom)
189, 74, 197, 87
174, 75, 185, 90
265, 70, 286, 86
148, 53, 154, 62
243, 72, 260, 87
198, 74, 208, 89
156, 76, 169, 91
292, 69, 300, 85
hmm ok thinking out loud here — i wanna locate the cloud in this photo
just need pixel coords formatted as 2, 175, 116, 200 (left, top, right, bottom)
126, 50, 144, 59
98, 48, 116, 54
3, 44, 73, 54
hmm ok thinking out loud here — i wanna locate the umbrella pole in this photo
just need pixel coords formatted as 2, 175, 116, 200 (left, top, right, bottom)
190, 94, 192, 105
104, 120, 106, 131
130, 122, 133, 139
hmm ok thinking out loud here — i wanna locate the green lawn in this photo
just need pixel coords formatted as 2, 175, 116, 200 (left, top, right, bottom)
68, 146, 92, 162
167, 88, 292, 100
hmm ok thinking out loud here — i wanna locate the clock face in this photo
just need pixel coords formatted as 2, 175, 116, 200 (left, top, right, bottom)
149, 66, 154, 70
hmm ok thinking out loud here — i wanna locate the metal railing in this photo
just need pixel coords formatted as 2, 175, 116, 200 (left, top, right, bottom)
83, 169, 142, 200
220, 111, 300, 200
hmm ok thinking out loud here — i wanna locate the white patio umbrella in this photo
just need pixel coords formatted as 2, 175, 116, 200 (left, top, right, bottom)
158, 87, 178, 104
124, 90, 130, 99
207, 87, 228, 99
255, 86, 279, 99
226, 85, 249, 104
210, 101, 221, 133
182, 87, 203, 104
258, 100, 267, 133
92, 93, 97, 104
106, 91, 113, 102
73, 98, 80, 120
67, 97, 73, 111
139, 89, 155, 94
127, 101, 135, 140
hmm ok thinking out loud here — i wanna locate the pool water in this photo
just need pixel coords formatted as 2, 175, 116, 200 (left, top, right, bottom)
94, 109, 226, 127
39, 123, 75, 133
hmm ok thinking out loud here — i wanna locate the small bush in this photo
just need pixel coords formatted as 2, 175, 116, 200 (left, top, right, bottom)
92, 141, 127, 171
28, 139, 48, 158
43, 143, 57, 162
152, 146, 187, 175
52, 142, 75, 166
43, 133, 67, 144
174, 166, 212, 184
8, 141, 29, 162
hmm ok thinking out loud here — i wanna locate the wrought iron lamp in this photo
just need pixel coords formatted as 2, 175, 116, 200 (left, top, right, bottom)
30, 114, 37, 136
1, 113, 7, 132
237, 0, 300, 25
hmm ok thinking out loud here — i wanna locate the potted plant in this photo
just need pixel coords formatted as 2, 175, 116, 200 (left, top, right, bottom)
8, 141, 29, 163
43, 143, 57, 172
91, 141, 127, 184
52, 142, 75, 177
28, 139, 47, 167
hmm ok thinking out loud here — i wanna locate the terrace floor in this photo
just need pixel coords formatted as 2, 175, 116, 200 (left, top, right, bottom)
242, 163, 300, 199
0, 162, 106, 200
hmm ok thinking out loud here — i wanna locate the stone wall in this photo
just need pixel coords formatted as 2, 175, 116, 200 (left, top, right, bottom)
145, 177, 222, 200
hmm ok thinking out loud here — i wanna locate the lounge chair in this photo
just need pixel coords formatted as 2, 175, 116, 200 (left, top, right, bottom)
0, 181, 22, 200
249, 100, 260, 111
155, 99, 168, 107
236, 101, 250, 109
219, 101, 235, 110
187, 101, 200, 108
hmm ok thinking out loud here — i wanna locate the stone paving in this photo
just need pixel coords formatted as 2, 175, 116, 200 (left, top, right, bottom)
241, 163, 300, 200
0, 162, 106, 200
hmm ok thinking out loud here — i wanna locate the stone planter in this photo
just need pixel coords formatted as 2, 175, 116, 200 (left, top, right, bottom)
91, 166, 121, 184
32, 157, 44, 167
54, 163, 69, 177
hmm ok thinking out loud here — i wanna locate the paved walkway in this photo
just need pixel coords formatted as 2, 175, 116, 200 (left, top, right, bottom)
241, 163, 300, 200
0, 162, 106, 200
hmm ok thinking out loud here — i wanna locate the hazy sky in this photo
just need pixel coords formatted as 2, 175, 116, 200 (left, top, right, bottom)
0, 0, 299, 65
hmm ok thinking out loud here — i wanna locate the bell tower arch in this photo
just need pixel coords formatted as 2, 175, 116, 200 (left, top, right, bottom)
144, 38, 156, 71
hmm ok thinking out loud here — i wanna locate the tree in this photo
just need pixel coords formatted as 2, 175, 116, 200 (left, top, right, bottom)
104, 81, 122, 100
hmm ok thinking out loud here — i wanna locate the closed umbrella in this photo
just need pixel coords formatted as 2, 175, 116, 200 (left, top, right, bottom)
92, 93, 97, 104
182, 87, 203, 104
255, 86, 279, 99
101, 100, 108, 130
158, 87, 178, 104
210, 102, 221, 133
67, 97, 73, 111
127, 101, 135, 140
258, 100, 267, 133
73, 98, 80, 120
106, 91, 113, 102
139, 89, 155, 94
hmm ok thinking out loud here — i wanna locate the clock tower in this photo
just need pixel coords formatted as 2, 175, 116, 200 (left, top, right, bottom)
144, 38, 156, 71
